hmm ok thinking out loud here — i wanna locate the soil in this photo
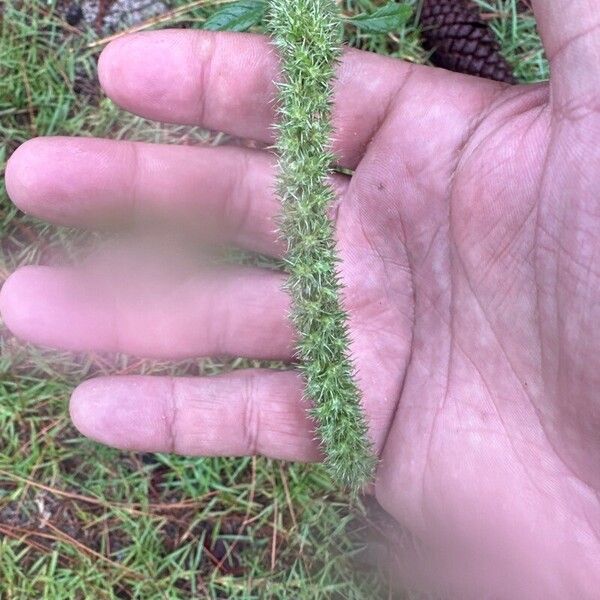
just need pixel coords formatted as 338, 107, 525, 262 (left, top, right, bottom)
57, 0, 168, 34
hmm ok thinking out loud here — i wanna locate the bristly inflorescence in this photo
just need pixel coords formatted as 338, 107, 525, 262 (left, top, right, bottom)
267, 0, 376, 490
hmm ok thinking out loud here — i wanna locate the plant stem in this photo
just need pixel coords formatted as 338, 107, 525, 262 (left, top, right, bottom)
268, 0, 377, 490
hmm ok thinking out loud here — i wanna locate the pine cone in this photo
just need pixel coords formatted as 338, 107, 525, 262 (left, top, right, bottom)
420, 0, 516, 84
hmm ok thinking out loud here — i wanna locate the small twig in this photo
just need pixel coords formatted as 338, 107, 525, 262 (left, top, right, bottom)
31, 4, 83, 35
0, 107, 31, 117
0, 522, 144, 580
270, 498, 278, 571
0, 468, 217, 516
0, 524, 54, 555
17, 416, 64, 456
47, 521, 146, 579
277, 462, 297, 532
276, 462, 311, 573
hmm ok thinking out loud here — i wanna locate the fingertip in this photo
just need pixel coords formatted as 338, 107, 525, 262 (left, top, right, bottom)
97, 33, 146, 111
0, 266, 114, 351
69, 378, 103, 440
4, 136, 99, 223
97, 34, 126, 99
98, 30, 200, 124
5, 138, 52, 214
0, 266, 46, 340
70, 376, 173, 451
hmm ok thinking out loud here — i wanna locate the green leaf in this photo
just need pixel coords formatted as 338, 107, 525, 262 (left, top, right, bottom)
348, 1, 412, 34
204, 0, 266, 32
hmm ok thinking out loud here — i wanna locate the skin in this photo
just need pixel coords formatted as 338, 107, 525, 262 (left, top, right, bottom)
1, 1, 599, 595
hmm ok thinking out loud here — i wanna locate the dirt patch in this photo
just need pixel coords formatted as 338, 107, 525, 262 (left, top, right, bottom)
57, 0, 168, 34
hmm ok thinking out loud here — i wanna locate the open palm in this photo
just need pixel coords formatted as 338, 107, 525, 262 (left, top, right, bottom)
2, 1, 599, 596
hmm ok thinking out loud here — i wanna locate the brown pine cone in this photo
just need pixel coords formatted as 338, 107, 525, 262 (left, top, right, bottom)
420, 0, 516, 84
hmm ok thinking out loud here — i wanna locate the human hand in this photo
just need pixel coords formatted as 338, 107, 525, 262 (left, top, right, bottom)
2, 1, 599, 596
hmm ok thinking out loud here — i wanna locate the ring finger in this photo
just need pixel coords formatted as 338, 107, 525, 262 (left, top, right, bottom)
0, 263, 295, 360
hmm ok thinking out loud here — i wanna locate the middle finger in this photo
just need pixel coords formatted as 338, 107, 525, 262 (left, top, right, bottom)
7, 136, 345, 257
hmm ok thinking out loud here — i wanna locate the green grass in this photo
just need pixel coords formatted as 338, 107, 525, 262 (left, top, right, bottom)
0, 0, 547, 597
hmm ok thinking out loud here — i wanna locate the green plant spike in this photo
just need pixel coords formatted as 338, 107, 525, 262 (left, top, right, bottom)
267, 0, 377, 490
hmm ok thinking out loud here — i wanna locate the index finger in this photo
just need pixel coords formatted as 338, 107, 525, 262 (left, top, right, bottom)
98, 29, 498, 169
